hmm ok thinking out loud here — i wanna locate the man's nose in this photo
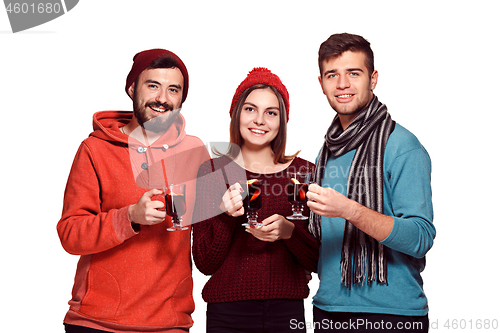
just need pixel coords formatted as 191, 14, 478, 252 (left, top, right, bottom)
337, 74, 350, 89
155, 88, 169, 104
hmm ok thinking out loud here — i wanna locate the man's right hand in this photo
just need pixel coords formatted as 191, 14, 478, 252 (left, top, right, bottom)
128, 189, 166, 225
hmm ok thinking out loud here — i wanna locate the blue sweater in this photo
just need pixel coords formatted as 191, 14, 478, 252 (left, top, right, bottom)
313, 123, 435, 316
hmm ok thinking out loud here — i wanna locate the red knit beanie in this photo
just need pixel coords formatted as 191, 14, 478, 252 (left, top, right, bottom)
230, 67, 289, 122
125, 49, 189, 102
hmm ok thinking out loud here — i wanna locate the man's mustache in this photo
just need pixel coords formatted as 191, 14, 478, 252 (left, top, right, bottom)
146, 101, 174, 113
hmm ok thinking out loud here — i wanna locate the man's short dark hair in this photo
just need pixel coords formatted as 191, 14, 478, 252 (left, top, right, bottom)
318, 33, 374, 76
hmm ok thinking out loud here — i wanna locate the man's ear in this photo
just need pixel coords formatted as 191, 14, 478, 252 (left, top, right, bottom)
370, 70, 379, 91
318, 76, 326, 95
127, 82, 135, 99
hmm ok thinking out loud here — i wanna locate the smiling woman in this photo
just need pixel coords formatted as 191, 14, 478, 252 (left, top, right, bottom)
239, 88, 281, 154
229, 88, 296, 169
191, 67, 319, 333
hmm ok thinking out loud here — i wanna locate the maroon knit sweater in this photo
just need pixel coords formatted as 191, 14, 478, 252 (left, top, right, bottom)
192, 156, 319, 303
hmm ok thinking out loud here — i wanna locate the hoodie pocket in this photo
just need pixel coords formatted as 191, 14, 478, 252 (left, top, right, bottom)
169, 275, 195, 325
79, 265, 120, 320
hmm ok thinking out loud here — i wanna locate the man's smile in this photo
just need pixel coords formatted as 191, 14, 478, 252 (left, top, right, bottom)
335, 93, 355, 102
147, 102, 172, 115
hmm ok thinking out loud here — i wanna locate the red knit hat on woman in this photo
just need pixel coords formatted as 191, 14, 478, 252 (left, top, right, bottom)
230, 67, 290, 122
125, 48, 189, 102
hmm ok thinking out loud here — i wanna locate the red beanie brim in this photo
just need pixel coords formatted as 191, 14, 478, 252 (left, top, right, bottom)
125, 49, 189, 103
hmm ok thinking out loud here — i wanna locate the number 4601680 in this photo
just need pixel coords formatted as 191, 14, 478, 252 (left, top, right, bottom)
5, 2, 62, 14
444, 319, 498, 330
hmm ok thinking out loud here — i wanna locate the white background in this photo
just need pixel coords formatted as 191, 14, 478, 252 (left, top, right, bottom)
1, 1, 499, 332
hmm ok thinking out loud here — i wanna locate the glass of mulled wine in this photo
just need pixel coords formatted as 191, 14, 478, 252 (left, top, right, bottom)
164, 183, 188, 231
286, 172, 311, 220
241, 179, 262, 226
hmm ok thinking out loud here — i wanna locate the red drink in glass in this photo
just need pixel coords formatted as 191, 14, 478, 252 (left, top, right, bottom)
164, 183, 188, 231
242, 179, 262, 226
166, 192, 186, 218
286, 173, 311, 220
288, 180, 308, 205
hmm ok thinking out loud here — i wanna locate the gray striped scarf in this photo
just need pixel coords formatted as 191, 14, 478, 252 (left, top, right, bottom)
308, 95, 395, 289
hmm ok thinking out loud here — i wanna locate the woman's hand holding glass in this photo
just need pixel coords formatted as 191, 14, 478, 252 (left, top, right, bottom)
220, 183, 245, 217
245, 214, 295, 242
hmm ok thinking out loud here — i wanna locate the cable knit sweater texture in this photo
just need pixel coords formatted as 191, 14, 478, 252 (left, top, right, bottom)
192, 156, 319, 304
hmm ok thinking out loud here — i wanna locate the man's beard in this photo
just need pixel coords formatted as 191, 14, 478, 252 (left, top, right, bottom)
133, 100, 181, 134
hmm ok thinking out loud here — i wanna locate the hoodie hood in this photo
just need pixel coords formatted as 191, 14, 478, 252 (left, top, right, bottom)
90, 110, 187, 148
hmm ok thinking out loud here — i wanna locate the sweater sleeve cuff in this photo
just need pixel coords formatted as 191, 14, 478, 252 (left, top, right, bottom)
113, 206, 139, 242
380, 216, 398, 244
283, 224, 302, 248
283, 223, 316, 251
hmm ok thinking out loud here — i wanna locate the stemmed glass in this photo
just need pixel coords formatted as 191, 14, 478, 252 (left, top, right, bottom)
164, 183, 188, 231
241, 179, 262, 226
286, 171, 311, 220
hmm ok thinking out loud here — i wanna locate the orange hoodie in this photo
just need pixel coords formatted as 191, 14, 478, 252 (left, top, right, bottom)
57, 111, 209, 332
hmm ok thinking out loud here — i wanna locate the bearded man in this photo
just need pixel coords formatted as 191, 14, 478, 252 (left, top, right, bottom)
57, 49, 209, 333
